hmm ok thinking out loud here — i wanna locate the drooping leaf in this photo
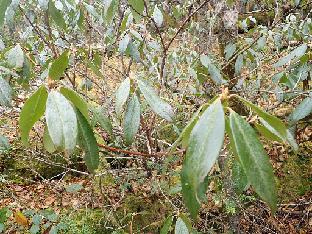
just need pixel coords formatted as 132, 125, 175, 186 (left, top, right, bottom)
115, 77, 130, 116
49, 50, 69, 80
0, 0, 12, 27
105, 0, 118, 23
19, 86, 48, 144
181, 99, 225, 218
137, 79, 174, 121
200, 54, 226, 84
229, 111, 277, 212
152, 5, 163, 27
255, 123, 283, 143
45, 91, 78, 151
273, 44, 307, 67
174, 217, 189, 234
0, 135, 10, 153
43, 125, 56, 153
232, 158, 249, 194
119, 34, 130, 54
235, 54, 244, 75
225, 43, 236, 60
259, 118, 298, 151
236, 96, 287, 139
160, 215, 173, 234
48, 0, 66, 29
128, 0, 144, 15
90, 106, 112, 134
65, 183, 83, 193
0, 76, 12, 107
76, 110, 99, 173
6, 44, 24, 68
123, 94, 140, 145
60, 87, 89, 121
289, 96, 312, 123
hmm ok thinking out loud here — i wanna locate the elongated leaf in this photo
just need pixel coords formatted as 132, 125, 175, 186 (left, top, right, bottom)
48, 0, 66, 29
273, 44, 307, 67
6, 44, 24, 68
60, 87, 89, 121
181, 99, 225, 218
236, 96, 287, 139
255, 123, 283, 143
152, 5, 163, 27
105, 0, 117, 23
49, 50, 69, 80
137, 80, 174, 121
235, 54, 244, 75
232, 158, 249, 194
43, 125, 56, 153
123, 95, 140, 145
289, 96, 312, 123
0, 135, 10, 153
76, 110, 99, 173
115, 77, 130, 116
229, 111, 277, 212
19, 86, 48, 144
0, 76, 12, 106
160, 215, 173, 234
119, 34, 130, 54
259, 118, 298, 151
174, 217, 189, 234
46, 91, 78, 151
200, 54, 226, 84
128, 0, 144, 15
90, 106, 113, 134
0, 0, 12, 27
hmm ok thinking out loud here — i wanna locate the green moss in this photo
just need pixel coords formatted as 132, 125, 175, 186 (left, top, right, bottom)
277, 153, 311, 202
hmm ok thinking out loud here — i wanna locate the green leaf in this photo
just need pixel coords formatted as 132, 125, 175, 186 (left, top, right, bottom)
0, 76, 12, 107
123, 94, 140, 145
273, 44, 307, 67
76, 110, 99, 173
232, 158, 249, 194
91, 106, 112, 134
6, 44, 24, 68
119, 34, 130, 54
65, 183, 83, 193
259, 118, 298, 151
0, 0, 12, 27
128, 0, 144, 15
19, 86, 48, 145
105, 0, 118, 23
0, 135, 10, 153
46, 91, 78, 151
235, 54, 244, 75
43, 125, 56, 153
49, 50, 69, 80
200, 54, 226, 85
115, 77, 130, 116
152, 5, 163, 27
255, 123, 283, 143
236, 96, 287, 139
225, 43, 236, 60
174, 217, 189, 234
181, 99, 225, 218
289, 96, 312, 123
229, 111, 277, 212
60, 87, 89, 121
48, 0, 66, 29
160, 215, 173, 234
29, 224, 40, 234
137, 79, 174, 121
